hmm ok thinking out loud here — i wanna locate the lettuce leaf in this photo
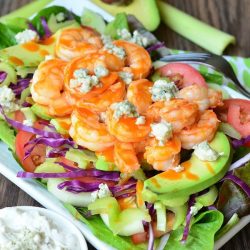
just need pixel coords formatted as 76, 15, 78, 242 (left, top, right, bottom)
165, 210, 224, 250
0, 23, 17, 49
0, 119, 16, 150
64, 204, 146, 250
31, 6, 80, 36
216, 162, 250, 222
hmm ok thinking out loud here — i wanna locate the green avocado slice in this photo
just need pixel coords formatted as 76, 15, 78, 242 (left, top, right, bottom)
143, 132, 232, 199
0, 23, 80, 68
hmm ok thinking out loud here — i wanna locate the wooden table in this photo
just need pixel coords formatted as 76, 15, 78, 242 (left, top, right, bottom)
0, 0, 249, 249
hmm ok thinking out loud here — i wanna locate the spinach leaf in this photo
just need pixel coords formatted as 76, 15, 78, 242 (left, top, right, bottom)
216, 163, 250, 222
31, 6, 80, 36
0, 23, 17, 49
165, 210, 224, 250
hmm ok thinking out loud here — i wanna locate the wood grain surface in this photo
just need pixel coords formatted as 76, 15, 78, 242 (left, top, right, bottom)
0, 0, 250, 249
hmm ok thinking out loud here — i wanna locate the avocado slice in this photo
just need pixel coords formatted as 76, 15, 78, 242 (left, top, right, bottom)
0, 23, 80, 68
95, 156, 118, 171
50, 117, 71, 135
91, 0, 160, 31
143, 132, 231, 199
31, 103, 53, 120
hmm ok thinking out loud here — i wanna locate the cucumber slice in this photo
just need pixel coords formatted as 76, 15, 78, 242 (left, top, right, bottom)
195, 186, 218, 206
48, 14, 77, 33
20, 107, 37, 123
31, 103, 53, 120
167, 204, 187, 230
155, 201, 166, 231
20, 87, 31, 104
0, 62, 17, 87
47, 178, 93, 207
81, 8, 106, 33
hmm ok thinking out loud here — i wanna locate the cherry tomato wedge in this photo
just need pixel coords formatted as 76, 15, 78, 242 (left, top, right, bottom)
131, 232, 148, 245
14, 110, 25, 123
217, 99, 250, 138
157, 63, 207, 88
15, 121, 46, 172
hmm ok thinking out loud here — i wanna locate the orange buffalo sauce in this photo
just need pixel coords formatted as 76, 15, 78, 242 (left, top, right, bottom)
136, 180, 144, 207
41, 37, 55, 45
9, 56, 24, 66
39, 49, 50, 56
22, 42, 40, 52
204, 162, 215, 174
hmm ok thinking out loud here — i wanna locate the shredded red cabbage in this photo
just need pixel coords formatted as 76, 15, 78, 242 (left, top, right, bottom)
222, 172, 250, 197
9, 78, 31, 97
22, 102, 32, 107
232, 135, 250, 148
41, 17, 52, 38
146, 42, 165, 53
181, 195, 196, 243
58, 180, 100, 193
114, 190, 136, 199
0, 105, 61, 139
229, 153, 250, 171
207, 205, 217, 210
146, 202, 156, 217
147, 223, 154, 250
110, 182, 136, 193
55, 162, 120, 181
0, 71, 7, 83
24, 137, 75, 159
46, 147, 68, 158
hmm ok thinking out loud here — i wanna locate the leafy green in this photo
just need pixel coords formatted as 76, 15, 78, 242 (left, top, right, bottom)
31, 6, 80, 36
216, 163, 250, 222
0, 23, 17, 49
3, 17, 28, 33
64, 204, 146, 250
165, 210, 224, 250
0, 119, 16, 151
105, 13, 129, 39
215, 213, 239, 240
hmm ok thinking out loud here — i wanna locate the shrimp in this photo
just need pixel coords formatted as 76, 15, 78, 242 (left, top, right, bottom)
160, 99, 199, 133
106, 107, 151, 143
179, 110, 219, 149
208, 88, 223, 108
77, 81, 126, 112
144, 137, 181, 171
113, 40, 152, 79
31, 59, 67, 105
127, 79, 153, 114
114, 141, 140, 173
55, 27, 103, 61
69, 107, 116, 152
177, 85, 209, 112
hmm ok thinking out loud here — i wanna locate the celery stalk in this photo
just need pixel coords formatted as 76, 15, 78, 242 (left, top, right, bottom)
157, 1, 236, 55
0, 0, 53, 22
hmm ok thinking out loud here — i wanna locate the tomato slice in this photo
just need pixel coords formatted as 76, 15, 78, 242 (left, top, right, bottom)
14, 110, 25, 123
217, 99, 250, 138
228, 104, 250, 138
157, 63, 207, 88
15, 121, 46, 172
131, 232, 148, 245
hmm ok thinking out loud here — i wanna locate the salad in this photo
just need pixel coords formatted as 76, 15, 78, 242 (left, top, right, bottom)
0, 5, 250, 250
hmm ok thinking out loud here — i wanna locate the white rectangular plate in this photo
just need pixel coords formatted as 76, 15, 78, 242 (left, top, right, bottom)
0, 1, 249, 249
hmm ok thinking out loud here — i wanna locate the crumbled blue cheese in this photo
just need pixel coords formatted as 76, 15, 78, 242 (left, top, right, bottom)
23, 119, 33, 127
150, 121, 173, 145
130, 30, 149, 47
56, 12, 66, 22
112, 100, 139, 120
91, 183, 112, 202
104, 43, 126, 59
117, 28, 132, 40
70, 68, 101, 93
136, 116, 146, 125
193, 141, 223, 161
150, 80, 178, 101
0, 86, 19, 113
119, 71, 133, 85
44, 55, 55, 61
171, 165, 184, 173
101, 34, 126, 59
94, 65, 109, 78
117, 28, 149, 47
15, 29, 38, 44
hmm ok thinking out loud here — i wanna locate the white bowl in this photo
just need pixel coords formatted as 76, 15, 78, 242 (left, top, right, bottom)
0, 206, 88, 250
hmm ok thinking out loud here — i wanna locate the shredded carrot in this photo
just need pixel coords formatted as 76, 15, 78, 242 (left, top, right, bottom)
136, 180, 144, 208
